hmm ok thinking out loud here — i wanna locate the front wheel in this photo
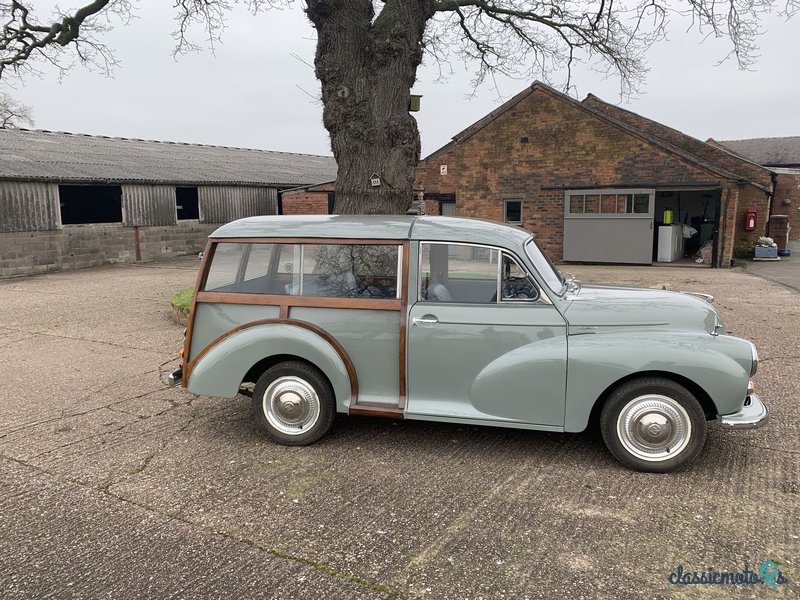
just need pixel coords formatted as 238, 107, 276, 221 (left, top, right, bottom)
252, 361, 335, 446
600, 377, 707, 472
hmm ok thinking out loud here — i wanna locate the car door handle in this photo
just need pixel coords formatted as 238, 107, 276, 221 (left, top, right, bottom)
412, 315, 439, 327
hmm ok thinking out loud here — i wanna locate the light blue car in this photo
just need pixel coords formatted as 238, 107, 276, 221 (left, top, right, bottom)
170, 215, 767, 472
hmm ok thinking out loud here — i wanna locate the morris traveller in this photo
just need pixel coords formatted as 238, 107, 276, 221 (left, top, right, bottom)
170, 215, 767, 472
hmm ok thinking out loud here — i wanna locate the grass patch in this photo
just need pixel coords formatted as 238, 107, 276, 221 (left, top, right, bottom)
170, 287, 194, 326
170, 287, 194, 314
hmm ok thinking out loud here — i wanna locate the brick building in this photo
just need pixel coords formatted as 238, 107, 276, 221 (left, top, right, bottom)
710, 136, 800, 243
0, 129, 336, 277
280, 181, 336, 215
415, 82, 779, 267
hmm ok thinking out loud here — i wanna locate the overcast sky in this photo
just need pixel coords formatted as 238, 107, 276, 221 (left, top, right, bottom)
6, 2, 799, 157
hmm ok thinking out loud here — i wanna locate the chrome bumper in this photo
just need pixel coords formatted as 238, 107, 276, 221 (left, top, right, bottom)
718, 394, 769, 429
168, 368, 182, 387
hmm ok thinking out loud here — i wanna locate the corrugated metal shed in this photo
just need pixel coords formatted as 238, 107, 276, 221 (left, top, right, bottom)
200, 186, 278, 223
122, 185, 178, 226
0, 181, 59, 232
0, 129, 337, 187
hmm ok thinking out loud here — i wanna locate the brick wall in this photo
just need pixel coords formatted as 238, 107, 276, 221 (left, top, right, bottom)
424, 200, 440, 215
773, 172, 800, 240
281, 191, 329, 215
415, 87, 770, 266
732, 184, 771, 250
0, 221, 216, 278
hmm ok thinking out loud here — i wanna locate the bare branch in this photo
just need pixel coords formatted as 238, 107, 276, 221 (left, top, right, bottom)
171, 0, 291, 55
429, 0, 790, 97
0, 90, 33, 127
0, 0, 132, 80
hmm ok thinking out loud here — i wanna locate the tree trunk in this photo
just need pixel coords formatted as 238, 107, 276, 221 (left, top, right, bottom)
306, 0, 435, 215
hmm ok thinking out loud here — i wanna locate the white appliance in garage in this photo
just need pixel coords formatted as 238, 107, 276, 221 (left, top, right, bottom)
657, 224, 684, 262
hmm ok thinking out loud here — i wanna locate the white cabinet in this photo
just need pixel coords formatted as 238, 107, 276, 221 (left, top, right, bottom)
657, 224, 684, 262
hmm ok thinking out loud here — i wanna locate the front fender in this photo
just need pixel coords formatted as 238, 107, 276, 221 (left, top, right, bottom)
186, 322, 353, 410
565, 330, 752, 432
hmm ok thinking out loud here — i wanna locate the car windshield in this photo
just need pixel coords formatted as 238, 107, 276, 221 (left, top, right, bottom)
525, 238, 565, 295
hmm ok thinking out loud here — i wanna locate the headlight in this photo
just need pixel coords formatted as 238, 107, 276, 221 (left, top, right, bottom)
749, 342, 759, 377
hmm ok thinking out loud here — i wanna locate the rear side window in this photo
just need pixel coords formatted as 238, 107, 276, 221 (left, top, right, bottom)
204, 243, 246, 291
302, 244, 399, 298
203, 242, 400, 299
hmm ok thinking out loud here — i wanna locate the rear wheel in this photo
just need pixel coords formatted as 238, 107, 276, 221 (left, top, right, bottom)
252, 361, 335, 446
600, 377, 706, 472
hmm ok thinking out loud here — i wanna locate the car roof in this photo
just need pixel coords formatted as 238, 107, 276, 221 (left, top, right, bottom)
210, 215, 533, 248
211, 215, 416, 239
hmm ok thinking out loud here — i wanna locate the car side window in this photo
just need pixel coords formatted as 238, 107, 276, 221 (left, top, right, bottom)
501, 254, 539, 301
204, 243, 246, 291
204, 242, 300, 294
420, 243, 499, 303
301, 244, 399, 298
420, 243, 540, 304
203, 242, 399, 299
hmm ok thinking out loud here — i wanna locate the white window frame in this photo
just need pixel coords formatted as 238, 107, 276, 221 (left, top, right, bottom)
564, 188, 655, 219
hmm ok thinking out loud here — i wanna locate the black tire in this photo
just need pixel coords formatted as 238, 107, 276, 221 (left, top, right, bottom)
600, 377, 707, 473
252, 360, 335, 446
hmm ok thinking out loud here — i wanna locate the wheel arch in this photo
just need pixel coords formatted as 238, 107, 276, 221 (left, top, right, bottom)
586, 370, 716, 434
185, 320, 356, 411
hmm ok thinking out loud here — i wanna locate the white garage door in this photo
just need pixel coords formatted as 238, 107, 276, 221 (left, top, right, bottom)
563, 189, 655, 264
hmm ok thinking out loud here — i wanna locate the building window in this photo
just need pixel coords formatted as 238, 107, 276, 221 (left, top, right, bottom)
504, 200, 522, 223
58, 185, 122, 225
176, 187, 199, 220
567, 191, 652, 215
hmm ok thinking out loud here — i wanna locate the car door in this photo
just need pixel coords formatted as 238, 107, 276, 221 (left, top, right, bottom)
406, 242, 568, 427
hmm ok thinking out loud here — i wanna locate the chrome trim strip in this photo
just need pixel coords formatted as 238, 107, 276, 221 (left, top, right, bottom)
749, 341, 759, 377
396, 245, 403, 299
681, 291, 714, 303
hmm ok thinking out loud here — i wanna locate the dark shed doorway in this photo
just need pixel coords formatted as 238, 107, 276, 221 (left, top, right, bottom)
653, 188, 721, 266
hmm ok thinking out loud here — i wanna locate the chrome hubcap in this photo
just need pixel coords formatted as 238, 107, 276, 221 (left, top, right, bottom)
263, 376, 320, 435
617, 394, 691, 462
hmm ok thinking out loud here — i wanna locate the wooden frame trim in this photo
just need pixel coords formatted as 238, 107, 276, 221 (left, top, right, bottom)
184, 318, 359, 404
184, 237, 412, 419
349, 404, 404, 419
195, 291, 402, 311
181, 239, 214, 387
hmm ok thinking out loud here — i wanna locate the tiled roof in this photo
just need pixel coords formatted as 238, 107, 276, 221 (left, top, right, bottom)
0, 128, 337, 187
581, 95, 773, 188
422, 81, 771, 191
714, 137, 800, 167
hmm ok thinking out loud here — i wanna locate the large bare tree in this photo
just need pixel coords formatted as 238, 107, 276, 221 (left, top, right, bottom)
0, 0, 795, 213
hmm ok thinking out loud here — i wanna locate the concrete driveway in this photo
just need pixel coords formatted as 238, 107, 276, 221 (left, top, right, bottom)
738, 238, 800, 292
1, 258, 797, 598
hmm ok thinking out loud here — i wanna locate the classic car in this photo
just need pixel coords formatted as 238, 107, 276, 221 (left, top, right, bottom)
169, 215, 767, 472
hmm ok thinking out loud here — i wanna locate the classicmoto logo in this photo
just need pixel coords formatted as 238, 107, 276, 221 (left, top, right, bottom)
668, 561, 789, 589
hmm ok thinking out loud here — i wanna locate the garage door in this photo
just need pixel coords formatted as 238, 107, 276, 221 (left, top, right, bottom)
563, 189, 655, 264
